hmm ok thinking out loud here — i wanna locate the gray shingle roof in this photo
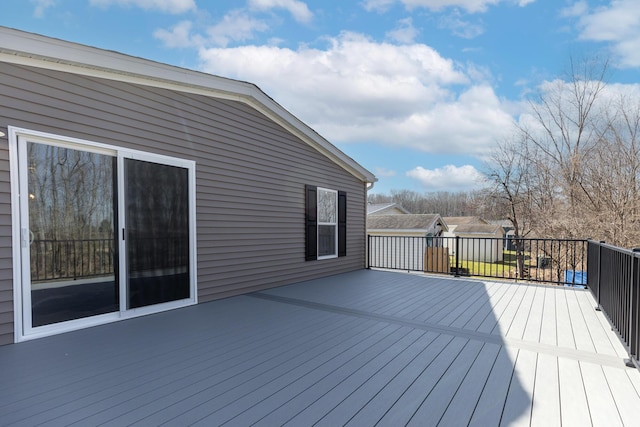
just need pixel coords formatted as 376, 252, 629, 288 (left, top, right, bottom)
367, 214, 443, 230
367, 203, 410, 215
443, 216, 490, 227
453, 223, 504, 235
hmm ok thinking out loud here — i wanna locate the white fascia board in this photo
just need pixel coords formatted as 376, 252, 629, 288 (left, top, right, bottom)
0, 26, 377, 184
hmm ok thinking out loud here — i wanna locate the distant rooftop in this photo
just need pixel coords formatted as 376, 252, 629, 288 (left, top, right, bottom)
367, 214, 446, 231
453, 223, 504, 235
367, 203, 410, 215
443, 216, 490, 227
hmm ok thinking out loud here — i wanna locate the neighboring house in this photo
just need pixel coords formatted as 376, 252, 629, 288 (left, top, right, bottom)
489, 219, 516, 250
367, 203, 410, 215
367, 214, 448, 271
442, 216, 490, 234
444, 220, 505, 263
0, 27, 376, 345
367, 214, 447, 237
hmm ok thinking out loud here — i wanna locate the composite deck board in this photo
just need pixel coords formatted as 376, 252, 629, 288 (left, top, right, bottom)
230, 327, 419, 426
566, 288, 597, 353
395, 279, 472, 319
522, 285, 545, 343
500, 348, 535, 427
343, 334, 457, 426
468, 346, 519, 427
475, 281, 523, 335
487, 282, 530, 336
460, 280, 515, 331
530, 353, 560, 427
436, 342, 502, 427
581, 361, 624, 426
312, 331, 442, 426
279, 329, 428, 426
539, 286, 558, 346
554, 287, 578, 350
1, 270, 639, 426
601, 365, 640, 426
373, 336, 471, 426
189, 323, 406, 425
95, 317, 385, 426
442, 281, 502, 328
10, 304, 362, 426
574, 289, 624, 357
1, 300, 325, 415
504, 284, 538, 339
411, 281, 491, 324
557, 358, 594, 426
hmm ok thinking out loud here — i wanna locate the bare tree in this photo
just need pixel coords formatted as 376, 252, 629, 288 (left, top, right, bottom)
484, 134, 535, 278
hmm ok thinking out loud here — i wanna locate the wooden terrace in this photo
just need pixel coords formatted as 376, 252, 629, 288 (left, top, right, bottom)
1, 269, 639, 426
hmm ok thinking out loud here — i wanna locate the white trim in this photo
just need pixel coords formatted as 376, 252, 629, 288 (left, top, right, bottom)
0, 26, 376, 185
9, 127, 24, 342
317, 187, 338, 260
9, 127, 197, 342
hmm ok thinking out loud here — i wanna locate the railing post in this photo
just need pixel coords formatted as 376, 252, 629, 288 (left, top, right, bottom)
366, 234, 370, 269
454, 236, 460, 277
626, 248, 640, 368
596, 240, 604, 311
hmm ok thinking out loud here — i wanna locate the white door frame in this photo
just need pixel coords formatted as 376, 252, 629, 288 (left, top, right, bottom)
10, 127, 197, 342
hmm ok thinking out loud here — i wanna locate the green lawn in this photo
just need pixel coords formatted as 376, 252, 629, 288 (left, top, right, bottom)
450, 250, 533, 278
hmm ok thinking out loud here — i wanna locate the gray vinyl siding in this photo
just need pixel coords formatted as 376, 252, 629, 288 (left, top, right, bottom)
0, 135, 12, 346
0, 63, 367, 344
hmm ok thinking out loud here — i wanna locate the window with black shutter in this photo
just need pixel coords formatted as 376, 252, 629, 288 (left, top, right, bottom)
305, 185, 346, 260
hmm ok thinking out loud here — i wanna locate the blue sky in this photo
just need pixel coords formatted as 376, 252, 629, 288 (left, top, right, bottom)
2, 0, 640, 194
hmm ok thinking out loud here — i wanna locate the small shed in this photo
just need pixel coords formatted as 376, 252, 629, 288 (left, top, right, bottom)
446, 223, 505, 263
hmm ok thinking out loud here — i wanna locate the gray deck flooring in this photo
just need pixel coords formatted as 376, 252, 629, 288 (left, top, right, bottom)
1, 269, 639, 426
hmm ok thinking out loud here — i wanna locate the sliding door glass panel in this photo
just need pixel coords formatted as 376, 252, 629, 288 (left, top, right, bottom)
27, 142, 118, 327
125, 159, 190, 309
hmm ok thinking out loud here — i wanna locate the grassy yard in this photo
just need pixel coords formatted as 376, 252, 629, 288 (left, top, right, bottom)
451, 250, 533, 278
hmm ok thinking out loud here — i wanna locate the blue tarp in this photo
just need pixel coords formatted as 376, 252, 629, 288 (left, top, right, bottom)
564, 270, 587, 288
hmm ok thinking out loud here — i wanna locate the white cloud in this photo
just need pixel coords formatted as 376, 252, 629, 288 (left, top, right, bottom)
154, 21, 200, 48
574, 0, 640, 67
248, 0, 313, 23
560, 1, 587, 18
386, 18, 419, 44
154, 12, 269, 48
362, 0, 397, 13
196, 32, 514, 156
31, 0, 55, 18
375, 167, 397, 177
89, 0, 196, 14
438, 10, 484, 38
406, 164, 484, 191
205, 10, 269, 47
362, 0, 532, 14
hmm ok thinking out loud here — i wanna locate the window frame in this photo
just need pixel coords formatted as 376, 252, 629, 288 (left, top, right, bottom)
305, 185, 346, 261
317, 187, 338, 260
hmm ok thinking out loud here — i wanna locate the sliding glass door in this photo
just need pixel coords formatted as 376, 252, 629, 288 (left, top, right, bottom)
25, 142, 119, 327
125, 159, 190, 309
15, 131, 196, 338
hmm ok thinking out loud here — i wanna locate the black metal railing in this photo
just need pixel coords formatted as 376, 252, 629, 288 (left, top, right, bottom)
367, 235, 588, 286
587, 240, 640, 367
30, 238, 115, 282
30, 235, 189, 282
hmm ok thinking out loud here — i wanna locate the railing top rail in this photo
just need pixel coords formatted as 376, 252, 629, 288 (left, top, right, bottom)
588, 239, 640, 257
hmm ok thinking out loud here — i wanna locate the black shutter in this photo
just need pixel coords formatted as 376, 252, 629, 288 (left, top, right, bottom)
338, 191, 347, 257
305, 185, 317, 261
